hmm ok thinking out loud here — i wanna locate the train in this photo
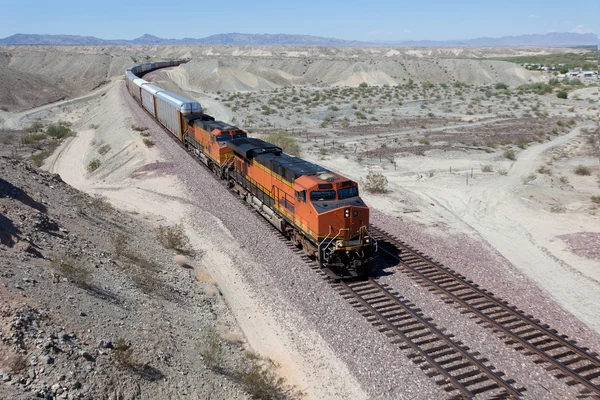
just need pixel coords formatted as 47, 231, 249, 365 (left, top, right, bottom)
125, 61, 377, 278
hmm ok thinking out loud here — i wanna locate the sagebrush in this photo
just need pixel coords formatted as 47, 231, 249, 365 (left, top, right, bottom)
364, 173, 388, 193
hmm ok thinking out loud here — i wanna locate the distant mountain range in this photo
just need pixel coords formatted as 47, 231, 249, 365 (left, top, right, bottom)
0, 32, 597, 47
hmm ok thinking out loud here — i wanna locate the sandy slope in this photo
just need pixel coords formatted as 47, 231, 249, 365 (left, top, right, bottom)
38, 82, 366, 400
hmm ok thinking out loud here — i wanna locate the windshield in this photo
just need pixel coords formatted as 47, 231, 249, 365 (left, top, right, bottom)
310, 190, 336, 201
216, 136, 232, 142
338, 186, 358, 199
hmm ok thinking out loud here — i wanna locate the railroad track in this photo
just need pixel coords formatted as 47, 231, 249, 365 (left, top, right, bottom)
370, 226, 600, 399
333, 278, 524, 399
247, 211, 523, 398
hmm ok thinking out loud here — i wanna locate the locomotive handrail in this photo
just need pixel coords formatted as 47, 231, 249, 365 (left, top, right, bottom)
323, 228, 349, 254
363, 225, 377, 252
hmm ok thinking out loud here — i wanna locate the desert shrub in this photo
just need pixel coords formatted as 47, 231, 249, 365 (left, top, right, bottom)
497, 168, 508, 176
46, 124, 73, 139
31, 140, 61, 167
559, 175, 569, 184
142, 138, 154, 147
364, 173, 388, 193
0, 106, 8, 112
522, 174, 537, 184
156, 223, 191, 254
89, 123, 100, 129
517, 83, 553, 95
89, 194, 113, 213
354, 111, 367, 120
556, 91, 568, 99
495, 82, 509, 90
591, 196, 600, 204
418, 139, 430, 145
515, 138, 530, 149
328, 105, 339, 111
98, 144, 111, 155
264, 131, 301, 156
574, 165, 591, 176
132, 125, 148, 132
21, 133, 46, 144
114, 338, 135, 368
87, 159, 101, 172
503, 149, 516, 161
550, 205, 566, 213
51, 253, 90, 284
481, 165, 493, 172
234, 353, 303, 400
196, 328, 224, 370
26, 121, 45, 133
536, 166, 552, 175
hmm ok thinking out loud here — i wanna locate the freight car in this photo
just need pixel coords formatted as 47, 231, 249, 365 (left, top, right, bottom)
124, 61, 376, 278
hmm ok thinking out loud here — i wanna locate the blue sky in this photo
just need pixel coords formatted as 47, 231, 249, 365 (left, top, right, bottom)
0, 0, 597, 41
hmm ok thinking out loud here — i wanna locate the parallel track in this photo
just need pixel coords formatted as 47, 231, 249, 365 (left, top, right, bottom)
370, 226, 600, 398
333, 278, 523, 399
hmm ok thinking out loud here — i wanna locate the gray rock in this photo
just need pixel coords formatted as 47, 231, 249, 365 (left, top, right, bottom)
78, 350, 95, 362
98, 340, 113, 349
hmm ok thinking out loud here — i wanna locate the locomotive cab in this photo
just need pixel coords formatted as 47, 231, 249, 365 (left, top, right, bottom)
293, 173, 377, 278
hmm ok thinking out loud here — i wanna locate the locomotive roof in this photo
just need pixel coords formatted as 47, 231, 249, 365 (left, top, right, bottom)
229, 138, 327, 183
183, 113, 215, 123
195, 119, 242, 133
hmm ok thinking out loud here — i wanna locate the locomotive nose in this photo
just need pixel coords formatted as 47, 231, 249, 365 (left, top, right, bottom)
339, 206, 368, 240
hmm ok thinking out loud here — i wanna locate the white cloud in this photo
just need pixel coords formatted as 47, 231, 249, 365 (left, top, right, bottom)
527, 14, 540, 19
570, 24, 592, 34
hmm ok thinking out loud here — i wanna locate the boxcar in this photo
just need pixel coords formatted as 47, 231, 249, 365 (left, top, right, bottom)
132, 78, 148, 103
155, 91, 202, 140
140, 84, 162, 118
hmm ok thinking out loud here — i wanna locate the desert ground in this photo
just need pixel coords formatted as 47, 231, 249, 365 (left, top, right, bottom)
1, 45, 599, 399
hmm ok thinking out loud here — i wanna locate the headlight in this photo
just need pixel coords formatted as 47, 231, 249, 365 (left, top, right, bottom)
344, 209, 350, 218
336, 240, 344, 248
365, 238, 370, 244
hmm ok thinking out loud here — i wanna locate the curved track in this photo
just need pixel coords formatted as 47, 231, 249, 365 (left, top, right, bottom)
370, 226, 600, 398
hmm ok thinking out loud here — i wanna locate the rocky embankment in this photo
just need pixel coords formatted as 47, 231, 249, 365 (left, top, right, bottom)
0, 157, 259, 399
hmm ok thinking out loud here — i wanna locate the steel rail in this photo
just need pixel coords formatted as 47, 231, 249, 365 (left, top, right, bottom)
338, 278, 523, 399
370, 226, 600, 397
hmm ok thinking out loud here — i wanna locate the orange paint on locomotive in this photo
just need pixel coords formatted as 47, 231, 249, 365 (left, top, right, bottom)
186, 117, 247, 166
237, 154, 368, 246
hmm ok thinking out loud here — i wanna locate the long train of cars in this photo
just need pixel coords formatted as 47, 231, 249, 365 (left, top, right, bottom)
125, 61, 377, 278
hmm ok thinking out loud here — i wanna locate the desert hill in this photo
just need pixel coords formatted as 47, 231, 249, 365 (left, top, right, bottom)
0, 45, 555, 111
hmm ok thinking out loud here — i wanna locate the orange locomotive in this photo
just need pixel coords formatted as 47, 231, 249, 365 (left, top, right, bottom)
182, 113, 248, 176
227, 138, 376, 278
